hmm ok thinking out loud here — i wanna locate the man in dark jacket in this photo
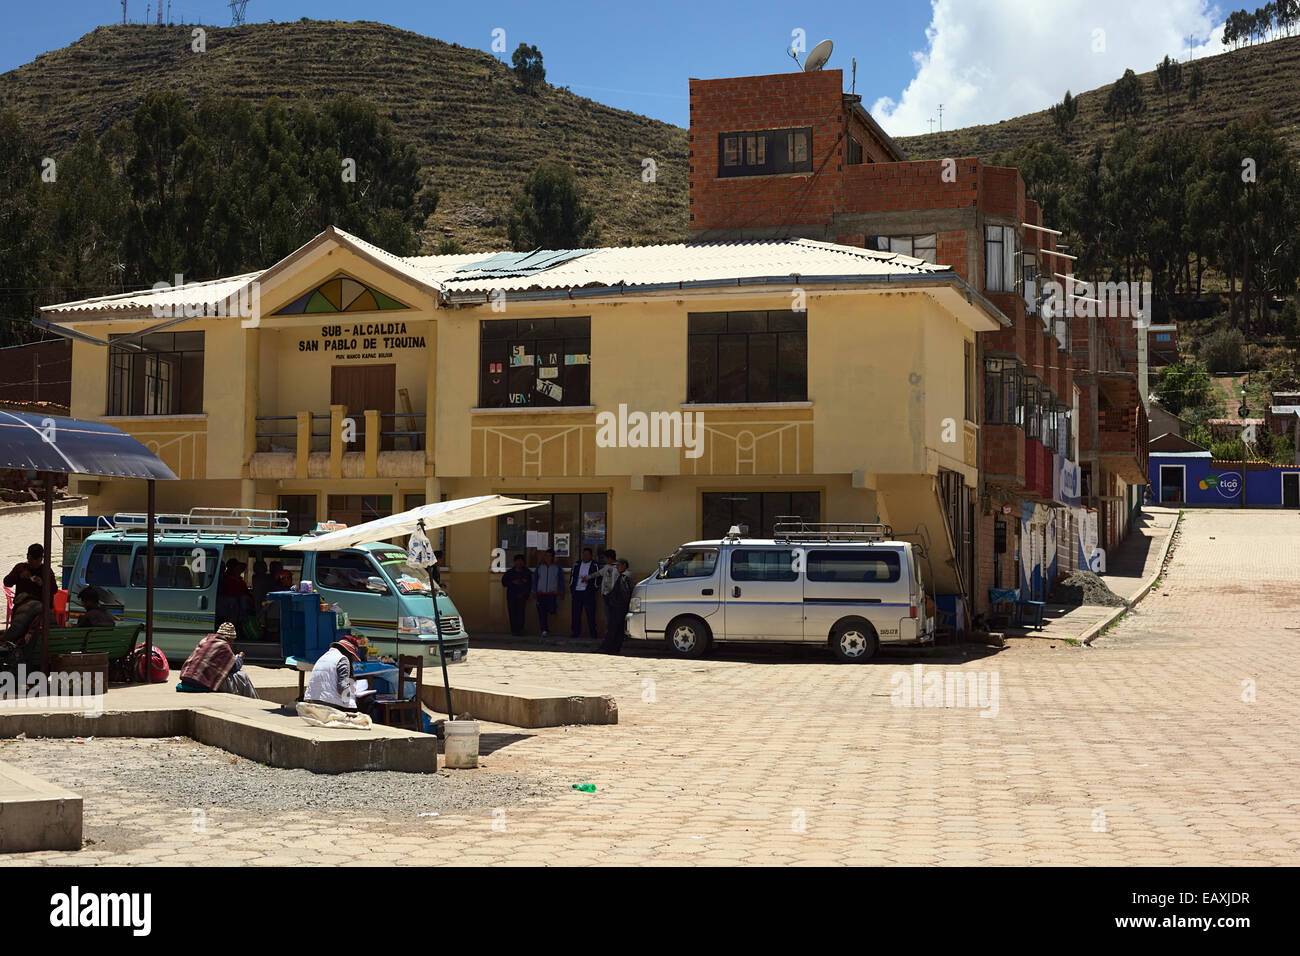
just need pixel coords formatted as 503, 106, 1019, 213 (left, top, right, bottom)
4, 543, 56, 652
569, 547, 599, 638
501, 554, 532, 636
598, 559, 635, 654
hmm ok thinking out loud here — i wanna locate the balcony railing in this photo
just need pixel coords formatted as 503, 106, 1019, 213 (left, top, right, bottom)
256, 414, 329, 454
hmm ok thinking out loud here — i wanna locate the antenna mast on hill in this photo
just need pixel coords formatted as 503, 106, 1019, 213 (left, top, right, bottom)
120, 0, 127, 25
229, 0, 249, 25
156, 2, 162, 24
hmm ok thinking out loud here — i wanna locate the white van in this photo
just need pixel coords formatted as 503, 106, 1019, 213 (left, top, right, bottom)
625, 522, 933, 662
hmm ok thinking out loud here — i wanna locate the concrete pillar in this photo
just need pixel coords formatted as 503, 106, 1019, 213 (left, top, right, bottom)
242, 327, 260, 479
329, 404, 346, 479
364, 409, 380, 478
425, 319, 438, 475
295, 411, 310, 480
240, 478, 255, 510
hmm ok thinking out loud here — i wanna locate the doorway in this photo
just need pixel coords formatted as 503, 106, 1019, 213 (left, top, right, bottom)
1159, 465, 1184, 504
331, 364, 396, 451
1283, 472, 1299, 508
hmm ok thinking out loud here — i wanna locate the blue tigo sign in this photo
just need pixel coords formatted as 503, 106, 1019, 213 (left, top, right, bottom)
1215, 472, 1241, 498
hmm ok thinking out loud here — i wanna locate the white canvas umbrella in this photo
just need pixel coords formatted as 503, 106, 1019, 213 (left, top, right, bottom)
284, 495, 545, 721
282, 494, 544, 552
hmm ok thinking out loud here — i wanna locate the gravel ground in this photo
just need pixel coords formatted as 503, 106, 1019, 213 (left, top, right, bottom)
1050, 570, 1128, 607
1, 736, 553, 833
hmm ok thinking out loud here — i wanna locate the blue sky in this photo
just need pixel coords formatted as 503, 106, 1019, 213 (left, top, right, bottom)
3, 1, 1229, 135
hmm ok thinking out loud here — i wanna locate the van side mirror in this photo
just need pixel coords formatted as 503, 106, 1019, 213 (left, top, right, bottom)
365, 576, 389, 594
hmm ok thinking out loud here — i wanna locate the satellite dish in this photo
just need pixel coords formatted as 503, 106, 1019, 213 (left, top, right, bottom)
804, 39, 833, 72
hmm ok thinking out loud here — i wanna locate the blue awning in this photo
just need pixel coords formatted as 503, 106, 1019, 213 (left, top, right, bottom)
0, 410, 178, 480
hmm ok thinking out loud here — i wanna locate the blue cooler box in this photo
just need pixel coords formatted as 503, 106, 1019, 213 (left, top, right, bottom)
269, 591, 340, 662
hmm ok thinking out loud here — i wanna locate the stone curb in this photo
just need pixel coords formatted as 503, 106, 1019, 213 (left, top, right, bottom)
0, 497, 87, 518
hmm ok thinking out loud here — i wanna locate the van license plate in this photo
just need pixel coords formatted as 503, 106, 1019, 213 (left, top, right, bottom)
451, 650, 463, 661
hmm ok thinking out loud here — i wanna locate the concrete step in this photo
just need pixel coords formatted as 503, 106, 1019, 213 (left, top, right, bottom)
0, 760, 82, 853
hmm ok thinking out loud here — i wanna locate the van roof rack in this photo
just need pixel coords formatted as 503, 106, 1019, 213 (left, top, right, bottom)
771, 517, 895, 543
110, 507, 290, 538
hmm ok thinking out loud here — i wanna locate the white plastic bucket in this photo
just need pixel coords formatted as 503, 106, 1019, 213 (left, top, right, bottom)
443, 719, 480, 769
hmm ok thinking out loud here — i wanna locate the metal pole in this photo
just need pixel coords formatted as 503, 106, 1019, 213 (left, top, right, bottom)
40, 476, 53, 680
432, 610, 454, 721
144, 479, 155, 681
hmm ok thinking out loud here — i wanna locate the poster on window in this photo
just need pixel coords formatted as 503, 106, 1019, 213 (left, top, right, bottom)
554, 533, 571, 558
509, 346, 534, 367
582, 511, 605, 544
535, 379, 563, 401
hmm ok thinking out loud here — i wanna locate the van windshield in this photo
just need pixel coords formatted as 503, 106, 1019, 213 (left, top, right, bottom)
373, 549, 444, 596
659, 547, 719, 579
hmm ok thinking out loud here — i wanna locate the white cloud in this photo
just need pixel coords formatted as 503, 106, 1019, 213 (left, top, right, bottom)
871, 0, 1226, 136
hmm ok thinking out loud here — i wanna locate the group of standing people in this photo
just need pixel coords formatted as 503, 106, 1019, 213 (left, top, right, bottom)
500, 547, 634, 654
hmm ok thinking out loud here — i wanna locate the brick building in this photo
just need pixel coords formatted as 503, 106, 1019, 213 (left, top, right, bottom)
689, 66, 1146, 614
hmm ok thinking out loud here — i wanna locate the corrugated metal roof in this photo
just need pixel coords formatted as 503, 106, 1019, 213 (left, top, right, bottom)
41, 272, 262, 315
432, 238, 948, 298
39, 232, 952, 317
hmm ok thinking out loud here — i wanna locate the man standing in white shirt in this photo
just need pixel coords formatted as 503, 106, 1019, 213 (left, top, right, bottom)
569, 547, 599, 638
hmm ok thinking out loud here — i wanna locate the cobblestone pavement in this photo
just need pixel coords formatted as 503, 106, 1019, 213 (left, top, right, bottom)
2, 508, 1298, 865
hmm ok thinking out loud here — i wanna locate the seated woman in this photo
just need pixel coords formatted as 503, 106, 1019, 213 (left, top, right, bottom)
77, 587, 117, 628
178, 622, 258, 698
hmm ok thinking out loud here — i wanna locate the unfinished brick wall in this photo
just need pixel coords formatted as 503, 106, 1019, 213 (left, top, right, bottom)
689, 70, 849, 235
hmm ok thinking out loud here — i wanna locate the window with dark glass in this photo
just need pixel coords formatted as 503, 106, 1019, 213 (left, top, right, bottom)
661, 548, 719, 579
496, 492, 607, 569
131, 547, 219, 589
983, 358, 1022, 426
867, 235, 938, 265
1025, 376, 1042, 440
984, 225, 1018, 293
687, 311, 807, 404
807, 549, 901, 583
731, 549, 799, 582
85, 544, 134, 589
847, 138, 864, 165
327, 495, 392, 527
108, 332, 204, 416
317, 551, 384, 593
278, 495, 317, 535
717, 127, 812, 177
701, 491, 820, 539
1062, 407, 1074, 461
478, 317, 591, 408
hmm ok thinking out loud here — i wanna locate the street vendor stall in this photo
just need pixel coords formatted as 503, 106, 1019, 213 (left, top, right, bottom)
282, 495, 544, 720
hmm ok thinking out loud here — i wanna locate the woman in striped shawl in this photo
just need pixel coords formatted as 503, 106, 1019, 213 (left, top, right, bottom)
179, 622, 258, 698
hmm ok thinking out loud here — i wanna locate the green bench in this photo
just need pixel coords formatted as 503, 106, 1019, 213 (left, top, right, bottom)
37, 623, 142, 663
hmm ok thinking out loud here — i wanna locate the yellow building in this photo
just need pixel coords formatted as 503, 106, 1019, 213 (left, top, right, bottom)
41, 227, 1004, 631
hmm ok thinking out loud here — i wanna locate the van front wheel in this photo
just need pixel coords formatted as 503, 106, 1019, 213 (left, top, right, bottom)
665, 616, 711, 659
830, 620, 878, 663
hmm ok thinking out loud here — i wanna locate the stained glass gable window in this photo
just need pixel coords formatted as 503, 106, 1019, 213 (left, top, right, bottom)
275, 275, 409, 315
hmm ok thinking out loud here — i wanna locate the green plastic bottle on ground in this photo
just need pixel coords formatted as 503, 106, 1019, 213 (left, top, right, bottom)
571, 783, 596, 792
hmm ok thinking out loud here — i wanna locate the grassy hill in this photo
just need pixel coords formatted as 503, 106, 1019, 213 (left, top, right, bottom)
0, 20, 688, 253
895, 34, 1300, 161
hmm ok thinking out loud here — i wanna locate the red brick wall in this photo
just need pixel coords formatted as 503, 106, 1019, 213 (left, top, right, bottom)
842, 159, 981, 212
983, 423, 1025, 485
689, 70, 848, 233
